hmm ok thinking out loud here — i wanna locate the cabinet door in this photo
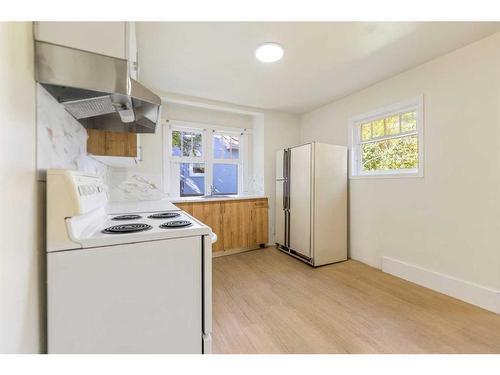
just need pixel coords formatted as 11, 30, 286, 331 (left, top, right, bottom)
222, 200, 252, 249
105, 132, 137, 157
176, 202, 224, 253
87, 129, 106, 155
289, 144, 312, 258
251, 199, 269, 245
87, 129, 137, 157
34, 22, 127, 59
175, 202, 194, 216
191, 202, 224, 253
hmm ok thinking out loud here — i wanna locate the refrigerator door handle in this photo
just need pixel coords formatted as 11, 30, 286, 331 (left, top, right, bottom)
283, 181, 286, 211
282, 149, 287, 210
285, 181, 289, 210
283, 149, 287, 180
285, 149, 290, 210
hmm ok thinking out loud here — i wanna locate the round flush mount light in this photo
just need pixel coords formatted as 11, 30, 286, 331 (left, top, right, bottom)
255, 43, 284, 63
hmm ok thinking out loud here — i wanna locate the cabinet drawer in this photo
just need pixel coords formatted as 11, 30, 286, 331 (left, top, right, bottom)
253, 200, 268, 208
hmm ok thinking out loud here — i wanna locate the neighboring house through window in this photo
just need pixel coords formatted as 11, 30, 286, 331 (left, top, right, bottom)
212, 133, 239, 195
165, 121, 249, 197
349, 96, 424, 178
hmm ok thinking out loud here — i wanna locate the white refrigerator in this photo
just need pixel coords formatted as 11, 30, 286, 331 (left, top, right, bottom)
275, 142, 347, 266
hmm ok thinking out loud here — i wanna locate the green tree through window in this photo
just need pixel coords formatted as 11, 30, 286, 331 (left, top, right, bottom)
354, 108, 420, 174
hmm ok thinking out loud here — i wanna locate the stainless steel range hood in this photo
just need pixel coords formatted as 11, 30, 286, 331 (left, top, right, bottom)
35, 41, 161, 133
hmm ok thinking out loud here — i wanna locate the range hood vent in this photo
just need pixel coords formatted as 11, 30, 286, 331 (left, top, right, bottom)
35, 41, 161, 134
64, 96, 116, 119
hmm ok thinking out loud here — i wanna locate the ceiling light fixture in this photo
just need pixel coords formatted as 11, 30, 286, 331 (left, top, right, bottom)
255, 43, 284, 63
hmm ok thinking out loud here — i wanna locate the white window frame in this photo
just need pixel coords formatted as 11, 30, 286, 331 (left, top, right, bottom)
163, 120, 250, 197
348, 95, 424, 179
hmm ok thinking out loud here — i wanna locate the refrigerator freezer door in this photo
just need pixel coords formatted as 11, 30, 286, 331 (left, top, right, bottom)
275, 180, 286, 246
289, 144, 312, 258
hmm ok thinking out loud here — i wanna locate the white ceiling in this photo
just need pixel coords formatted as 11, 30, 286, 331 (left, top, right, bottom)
137, 22, 500, 114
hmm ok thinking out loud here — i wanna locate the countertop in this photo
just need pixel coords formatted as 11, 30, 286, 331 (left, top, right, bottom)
107, 195, 268, 213
170, 195, 268, 204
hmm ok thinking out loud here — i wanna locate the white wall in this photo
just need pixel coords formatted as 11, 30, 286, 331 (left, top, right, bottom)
300, 32, 500, 291
165, 102, 254, 129
252, 114, 265, 196
262, 111, 301, 243
0, 22, 43, 353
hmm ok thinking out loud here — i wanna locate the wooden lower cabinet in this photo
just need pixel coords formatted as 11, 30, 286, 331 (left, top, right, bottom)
175, 198, 268, 255
177, 201, 225, 252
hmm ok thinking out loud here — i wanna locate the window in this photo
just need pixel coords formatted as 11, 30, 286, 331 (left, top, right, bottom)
172, 129, 203, 157
212, 134, 239, 195
169, 128, 205, 196
349, 96, 423, 178
180, 163, 205, 196
166, 121, 249, 197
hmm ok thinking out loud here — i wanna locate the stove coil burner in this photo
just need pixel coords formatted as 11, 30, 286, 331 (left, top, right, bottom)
111, 214, 142, 221
148, 212, 181, 219
102, 223, 152, 234
160, 220, 193, 229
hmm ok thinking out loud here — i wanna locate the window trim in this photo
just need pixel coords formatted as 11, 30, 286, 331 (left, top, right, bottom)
163, 120, 251, 197
348, 95, 424, 179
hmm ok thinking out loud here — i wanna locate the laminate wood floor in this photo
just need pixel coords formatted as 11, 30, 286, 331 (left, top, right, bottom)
212, 247, 500, 354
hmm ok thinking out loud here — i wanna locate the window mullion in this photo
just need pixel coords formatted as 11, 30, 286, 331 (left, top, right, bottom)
213, 158, 239, 164
360, 131, 418, 145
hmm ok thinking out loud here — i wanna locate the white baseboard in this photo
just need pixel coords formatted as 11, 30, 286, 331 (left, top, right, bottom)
381, 256, 500, 314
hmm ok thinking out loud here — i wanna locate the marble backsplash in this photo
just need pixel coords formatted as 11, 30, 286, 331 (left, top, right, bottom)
36, 84, 107, 182
108, 169, 164, 201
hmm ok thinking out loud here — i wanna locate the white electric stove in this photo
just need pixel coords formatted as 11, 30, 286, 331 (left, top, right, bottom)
46, 169, 213, 354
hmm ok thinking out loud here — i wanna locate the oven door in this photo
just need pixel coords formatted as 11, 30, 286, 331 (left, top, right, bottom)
48, 236, 202, 353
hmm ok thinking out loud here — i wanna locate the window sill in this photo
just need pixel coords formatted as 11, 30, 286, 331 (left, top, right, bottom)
349, 172, 423, 180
